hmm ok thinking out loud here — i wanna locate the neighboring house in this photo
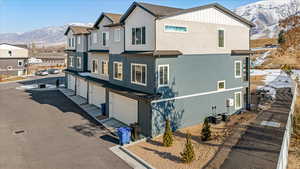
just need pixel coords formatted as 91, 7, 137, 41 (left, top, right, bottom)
64, 2, 254, 137
0, 43, 29, 76
34, 53, 67, 67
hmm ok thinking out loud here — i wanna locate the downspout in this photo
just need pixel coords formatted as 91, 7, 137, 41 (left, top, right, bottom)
75, 76, 77, 95
248, 27, 251, 110
87, 80, 89, 104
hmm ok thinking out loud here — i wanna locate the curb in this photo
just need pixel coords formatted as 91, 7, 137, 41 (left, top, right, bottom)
110, 145, 156, 169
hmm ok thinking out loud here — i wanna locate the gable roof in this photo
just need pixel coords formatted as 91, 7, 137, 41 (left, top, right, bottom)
0, 43, 28, 49
93, 12, 122, 28
64, 26, 91, 36
120, 2, 254, 27
120, 2, 183, 23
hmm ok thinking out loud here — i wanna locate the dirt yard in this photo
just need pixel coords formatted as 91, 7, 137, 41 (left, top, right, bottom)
250, 38, 277, 48
0, 76, 26, 82
127, 112, 257, 169
250, 75, 266, 93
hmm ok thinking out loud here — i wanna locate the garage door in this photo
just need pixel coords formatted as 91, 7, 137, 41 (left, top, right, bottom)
89, 83, 106, 108
68, 75, 75, 91
77, 78, 87, 98
109, 93, 138, 125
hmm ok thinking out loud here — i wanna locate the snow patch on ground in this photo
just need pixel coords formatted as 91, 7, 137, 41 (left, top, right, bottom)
251, 69, 295, 97
251, 51, 271, 68
16, 84, 57, 90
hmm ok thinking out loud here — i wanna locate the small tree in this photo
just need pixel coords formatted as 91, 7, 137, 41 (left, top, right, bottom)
163, 119, 173, 147
201, 117, 211, 141
180, 132, 195, 163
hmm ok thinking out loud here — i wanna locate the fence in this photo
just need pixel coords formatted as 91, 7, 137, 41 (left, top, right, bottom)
276, 82, 298, 169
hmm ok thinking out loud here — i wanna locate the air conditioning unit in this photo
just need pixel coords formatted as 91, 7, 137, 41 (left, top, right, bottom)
226, 98, 234, 107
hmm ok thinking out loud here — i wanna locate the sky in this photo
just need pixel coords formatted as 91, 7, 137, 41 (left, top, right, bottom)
0, 0, 260, 34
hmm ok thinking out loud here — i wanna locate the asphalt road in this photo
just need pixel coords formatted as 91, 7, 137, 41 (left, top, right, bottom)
0, 75, 131, 169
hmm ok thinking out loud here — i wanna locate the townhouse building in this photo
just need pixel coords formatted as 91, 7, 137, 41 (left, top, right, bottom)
64, 2, 254, 137
0, 43, 29, 76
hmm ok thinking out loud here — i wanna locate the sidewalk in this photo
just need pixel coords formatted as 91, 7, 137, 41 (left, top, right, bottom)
59, 87, 153, 169
220, 88, 293, 169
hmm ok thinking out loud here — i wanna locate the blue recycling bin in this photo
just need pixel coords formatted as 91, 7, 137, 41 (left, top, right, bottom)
117, 127, 131, 145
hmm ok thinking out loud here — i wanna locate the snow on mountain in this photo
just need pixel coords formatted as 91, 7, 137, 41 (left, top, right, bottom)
235, 0, 300, 39
0, 23, 92, 46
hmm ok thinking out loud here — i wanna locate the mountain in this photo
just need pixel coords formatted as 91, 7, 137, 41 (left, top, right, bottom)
0, 23, 92, 46
235, 0, 300, 39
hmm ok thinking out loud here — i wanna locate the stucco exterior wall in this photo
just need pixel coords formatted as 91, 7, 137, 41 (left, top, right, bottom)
0, 45, 28, 58
150, 54, 249, 136
125, 6, 155, 51
155, 18, 250, 54
108, 54, 156, 94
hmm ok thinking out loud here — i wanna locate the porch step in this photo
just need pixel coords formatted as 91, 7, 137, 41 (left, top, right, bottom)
100, 118, 128, 135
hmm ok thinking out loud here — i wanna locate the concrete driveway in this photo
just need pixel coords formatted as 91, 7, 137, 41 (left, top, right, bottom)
0, 76, 131, 169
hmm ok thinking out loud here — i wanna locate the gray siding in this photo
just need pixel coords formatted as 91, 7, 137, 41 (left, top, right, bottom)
66, 51, 88, 72
0, 58, 27, 76
108, 54, 156, 94
150, 54, 249, 136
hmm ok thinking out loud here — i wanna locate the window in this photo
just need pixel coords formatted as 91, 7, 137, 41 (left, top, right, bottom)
77, 36, 81, 45
92, 32, 97, 44
131, 64, 147, 86
218, 29, 225, 47
8, 50, 12, 56
165, 25, 188, 33
217, 80, 225, 90
132, 27, 146, 45
101, 60, 108, 75
114, 29, 120, 42
17, 60, 23, 67
102, 32, 109, 46
68, 38, 71, 47
235, 92, 242, 109
92, 59, 98, 73
69, 56, 74, 67
113, 62, 122, 80
72, 38, 75, 47
158, 65, 169, 86
235, 61, 242, 78
77, 57, 81, 68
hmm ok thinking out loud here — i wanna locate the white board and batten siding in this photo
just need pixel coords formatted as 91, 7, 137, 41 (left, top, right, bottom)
109, 92, 138, 125
166, 7, 250, 28
89, 82, 106, 108
76, 78, 87, 98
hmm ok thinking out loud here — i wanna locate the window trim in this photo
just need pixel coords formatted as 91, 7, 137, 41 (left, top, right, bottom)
217, 80, 226, 91
234, 91, 242, 110
164, 24, 188, 33
69, 56, 74, 67
77, 57, 82, 69
131, 63, 147, 86
234, 60, 242, 78
91, 59, 98, 74
100, 60, 109, 76
77, 36, 81, 45
113, 61, 123, 81
132, 27, 146, 45
17, 60, 23, 67
158, 64, 169, 87
92, 32, 97, 44
114, 29, 121, 42
102, 32, 109, 47
217, 28, 225, 48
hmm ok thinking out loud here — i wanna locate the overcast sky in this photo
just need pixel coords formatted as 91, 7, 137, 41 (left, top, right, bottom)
0, 0, 260, 33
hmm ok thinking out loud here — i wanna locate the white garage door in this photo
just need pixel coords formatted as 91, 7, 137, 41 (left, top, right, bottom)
109, 93, 138, 125
89, 83, 106, 108
77, 78, 87, 98
68, 75, 75, 91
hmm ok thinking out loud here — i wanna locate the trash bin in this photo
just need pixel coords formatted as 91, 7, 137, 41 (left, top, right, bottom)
130, 123, 141, 141
117, 127, 131, 145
